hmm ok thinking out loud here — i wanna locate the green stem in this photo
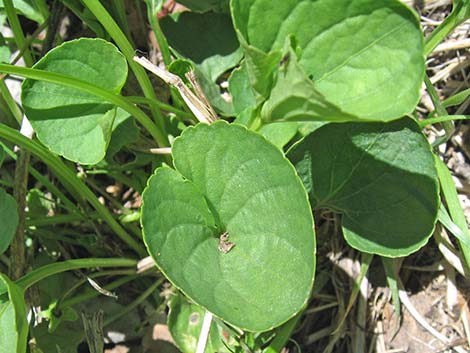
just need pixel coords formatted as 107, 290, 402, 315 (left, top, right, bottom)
145, 2, 172, 66
0, 123, 146, 256
128, 96, 194, 121
56, 269, 136, 312
1, 142, 81, 214
424, 75, 454, 143
16, 258, 137, 289
425, 1, 470, 57
36, 0, 50, 20
111, 0, 133, 44
382, 258, 401, 328
435, 156, 470, 270
81, 0, 169, 146
262, 313, 303, 353
443, 88, 470, 108
0, 63, 166, 150
0, 80, 22, 124
26, 213, 96, 227
104, 278, 163, 326
3, 0, 35, 67
419, 115, 470, 128
424, 75, 447, 117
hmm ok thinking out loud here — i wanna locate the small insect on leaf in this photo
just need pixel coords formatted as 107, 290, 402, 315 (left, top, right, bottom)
218, 232, 235, 254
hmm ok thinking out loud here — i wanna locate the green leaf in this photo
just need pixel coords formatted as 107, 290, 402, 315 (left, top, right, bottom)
435, 157, 470, 268
0, 144, 4, 167
258, 122, 298, 149
141, 122, 315, 331
176, 0, 229, 13
104, 108, 139, 160
168, 294, 234, 353
288, 118, 439, 257
443, 88, 470, 108
228, 61, 256, 115
27, 188, 53, 217
21, 38, 128, 165
240, 43, 281, 99
160, 11, 242, 116
194, 66, 234, 115
31, 321, 83, 353
0, 274, 28, 353
0, 188, 18, 255
161, 11, 242, 82
0, 0, 45, 23
59, 0, 107, 38
261, 47, 356, 122
231, 0, 424, 121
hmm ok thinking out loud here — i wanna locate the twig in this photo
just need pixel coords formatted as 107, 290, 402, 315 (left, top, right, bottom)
461, 306, 470, 349
353, 269, 369, 353
81, 310, 104, 353
398, 279, 467, 353
196, 311, 213, 353
430, 58, 470, 84
434, 228, 468, 277
433, 38, 470, 53
133, 56, 218, 124
149, 147, 172, 155
87, 278, 118, 299
137, 256, 156, 274
9, 116, 33, 280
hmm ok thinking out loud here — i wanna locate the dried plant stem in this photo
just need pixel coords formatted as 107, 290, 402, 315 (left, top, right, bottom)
398, 279, 467, 353
196, 311, 213, 353
9, 149, 30, 280
9, 117, 34, 280
149, 147, 172, 155
133, 56, 218, 124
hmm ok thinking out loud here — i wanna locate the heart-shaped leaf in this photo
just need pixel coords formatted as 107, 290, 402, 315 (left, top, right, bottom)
168, 294, 234, 353
141, 122, 315, 331
0, 274, 28, 353
22, 38, 128, 165
0, 188, 18, 255
231, 0, 424, 121
288, 118, 439, 257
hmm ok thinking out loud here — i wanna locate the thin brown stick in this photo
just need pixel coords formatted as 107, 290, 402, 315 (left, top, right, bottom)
9, 148, 29, 280
133, 56, 218, 124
